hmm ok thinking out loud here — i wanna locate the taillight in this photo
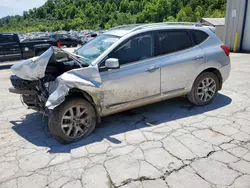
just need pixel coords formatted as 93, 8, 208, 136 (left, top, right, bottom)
220, 45, 230, 56
57, 41, 61, 48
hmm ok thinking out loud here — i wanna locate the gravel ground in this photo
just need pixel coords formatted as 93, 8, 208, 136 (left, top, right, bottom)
0, 53, 250, 188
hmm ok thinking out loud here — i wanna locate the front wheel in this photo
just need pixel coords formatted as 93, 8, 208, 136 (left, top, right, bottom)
48, 98, 96, 144
187, 72, 219, 106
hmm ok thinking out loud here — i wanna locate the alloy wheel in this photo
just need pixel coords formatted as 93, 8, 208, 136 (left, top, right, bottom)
61, 105, 91, 139
197, 77, 217, 102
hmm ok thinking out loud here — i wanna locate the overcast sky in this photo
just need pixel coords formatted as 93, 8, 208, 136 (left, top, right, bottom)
0, 0, 47, 18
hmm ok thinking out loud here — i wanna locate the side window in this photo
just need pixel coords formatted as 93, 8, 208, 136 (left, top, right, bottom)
153, 32, 161, 56
109, 33, 152, 66
0, 35, 16, 43
191, 30, 209, 44
158, 30, 193, 54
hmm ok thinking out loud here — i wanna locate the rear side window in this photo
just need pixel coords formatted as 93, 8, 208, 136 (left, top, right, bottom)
0, 35, 16, 43
191, 30, 209, 44
158, 30, 193, 54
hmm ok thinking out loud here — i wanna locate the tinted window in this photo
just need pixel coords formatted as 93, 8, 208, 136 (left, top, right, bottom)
158, 30, 193, 54
154, 32, 161, 56
191, 30, 209, 44
109, 33, 152, 65
0, 35, 16, 43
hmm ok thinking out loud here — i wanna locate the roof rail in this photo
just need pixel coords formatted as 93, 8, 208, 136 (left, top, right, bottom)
130, 22, 203, 32
109, 24, 142, 30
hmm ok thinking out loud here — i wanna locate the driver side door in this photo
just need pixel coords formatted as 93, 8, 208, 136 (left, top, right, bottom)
99, 32, 161, 115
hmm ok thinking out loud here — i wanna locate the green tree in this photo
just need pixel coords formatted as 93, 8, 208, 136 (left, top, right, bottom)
167, 16, 176, 22
195, 5, 204, 21
0, 0, 227, 32
120, 0, 130, 13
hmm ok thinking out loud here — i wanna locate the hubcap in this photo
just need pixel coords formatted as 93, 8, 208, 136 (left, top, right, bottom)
61, 105, 91, 138
197, 77, 216, 102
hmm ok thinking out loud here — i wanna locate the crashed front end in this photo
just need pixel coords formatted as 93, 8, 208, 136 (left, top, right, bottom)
9, 47, 102, 116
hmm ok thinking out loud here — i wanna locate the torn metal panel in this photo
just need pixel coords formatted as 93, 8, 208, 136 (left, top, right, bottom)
61, 66, 102, 87
10, 46, 103, 113
11, 48, 53, 81
45, 79, 70, 109
45, 66, 103, 110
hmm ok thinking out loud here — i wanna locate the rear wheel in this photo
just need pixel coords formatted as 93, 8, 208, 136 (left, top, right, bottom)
48, 98, 96, 144
187, 72, 219, 106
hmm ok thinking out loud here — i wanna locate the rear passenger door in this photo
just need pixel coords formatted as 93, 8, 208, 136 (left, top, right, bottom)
156, 29, 206, 93
2, 34, 22, 60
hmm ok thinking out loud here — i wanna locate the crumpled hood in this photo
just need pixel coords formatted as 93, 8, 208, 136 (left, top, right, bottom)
11, 47, 54, 81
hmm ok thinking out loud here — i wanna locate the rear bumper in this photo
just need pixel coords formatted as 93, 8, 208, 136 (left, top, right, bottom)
219, 63, 231, 83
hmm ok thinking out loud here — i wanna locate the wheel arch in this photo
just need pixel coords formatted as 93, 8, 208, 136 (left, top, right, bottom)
187, 67, 223, 92
198, 68, 223, 90
66, 88, 101, 123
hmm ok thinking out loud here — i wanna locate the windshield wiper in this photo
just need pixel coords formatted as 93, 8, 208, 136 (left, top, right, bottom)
60, 48, 89, 67
74, 55, 89, 66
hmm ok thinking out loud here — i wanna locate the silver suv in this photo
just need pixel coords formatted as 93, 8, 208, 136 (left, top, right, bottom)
9, 22, 231, 143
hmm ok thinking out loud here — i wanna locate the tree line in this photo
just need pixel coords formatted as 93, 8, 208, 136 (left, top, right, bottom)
0, 0, 226, 32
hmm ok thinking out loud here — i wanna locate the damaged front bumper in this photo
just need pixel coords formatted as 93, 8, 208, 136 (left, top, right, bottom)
45, 67, 102, 110
9, 47, 103, 116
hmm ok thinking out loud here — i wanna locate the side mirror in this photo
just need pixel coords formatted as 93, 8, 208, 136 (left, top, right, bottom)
105, 58, 120, 69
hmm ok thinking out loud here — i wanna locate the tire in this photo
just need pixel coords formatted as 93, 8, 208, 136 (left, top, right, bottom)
187, 72, 219, 106
48, 98, 96, 144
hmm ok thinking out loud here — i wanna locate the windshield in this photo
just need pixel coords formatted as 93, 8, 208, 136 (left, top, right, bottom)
76, 34, 120, 64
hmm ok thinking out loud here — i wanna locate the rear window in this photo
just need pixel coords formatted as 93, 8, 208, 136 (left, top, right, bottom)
191, 30, 209, 44
158, 30, 193, 54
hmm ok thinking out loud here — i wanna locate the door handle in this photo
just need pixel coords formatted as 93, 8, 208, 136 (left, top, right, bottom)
193, 56, 204, 60
146, 66, 159, 73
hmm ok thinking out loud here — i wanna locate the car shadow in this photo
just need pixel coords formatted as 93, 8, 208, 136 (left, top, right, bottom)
10, 94, 232, 153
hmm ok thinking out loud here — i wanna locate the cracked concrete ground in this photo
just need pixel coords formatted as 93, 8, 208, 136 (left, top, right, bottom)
0, 53, 250, 188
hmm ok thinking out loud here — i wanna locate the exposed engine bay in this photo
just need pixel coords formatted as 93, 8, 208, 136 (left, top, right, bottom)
9, 47, 92, 115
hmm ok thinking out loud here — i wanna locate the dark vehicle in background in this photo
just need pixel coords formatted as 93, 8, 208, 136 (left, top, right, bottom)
50, 34, 83, 47
0, 33, 61, 62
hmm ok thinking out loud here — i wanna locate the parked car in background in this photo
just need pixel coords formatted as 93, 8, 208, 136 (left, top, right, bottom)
9, 22, 231, 144
84, 32, 98, 43
0, 33, 61, 61
50, 34, 83, 47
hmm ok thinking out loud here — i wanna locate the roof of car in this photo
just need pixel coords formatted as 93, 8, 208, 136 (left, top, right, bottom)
105, 22, 204, 37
